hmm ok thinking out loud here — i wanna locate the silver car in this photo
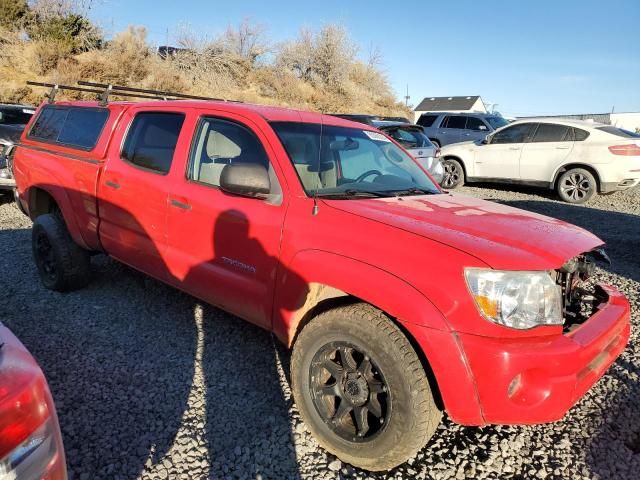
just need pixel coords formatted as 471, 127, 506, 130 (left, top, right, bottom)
372, 121, 444, 183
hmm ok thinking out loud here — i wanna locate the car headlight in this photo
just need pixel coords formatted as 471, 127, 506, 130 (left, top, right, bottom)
464, 268, 563, 329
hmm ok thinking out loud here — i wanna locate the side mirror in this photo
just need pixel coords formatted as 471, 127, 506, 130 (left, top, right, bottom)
220, 163, 271, 199
482, 134, 492, 145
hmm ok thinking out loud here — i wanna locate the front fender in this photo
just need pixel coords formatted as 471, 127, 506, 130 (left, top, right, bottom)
273, 249, 484, 425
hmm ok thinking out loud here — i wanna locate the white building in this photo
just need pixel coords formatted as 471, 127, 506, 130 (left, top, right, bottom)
413, 96, 486, 122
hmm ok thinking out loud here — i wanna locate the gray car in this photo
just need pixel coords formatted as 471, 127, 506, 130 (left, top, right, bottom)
372, 120, 444, 183
417, 112, 509, 148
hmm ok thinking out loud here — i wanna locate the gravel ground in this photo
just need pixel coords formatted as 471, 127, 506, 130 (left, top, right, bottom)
0, 184, 638, 480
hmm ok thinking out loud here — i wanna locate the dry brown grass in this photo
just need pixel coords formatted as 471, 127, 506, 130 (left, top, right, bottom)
0, 22, 410, 117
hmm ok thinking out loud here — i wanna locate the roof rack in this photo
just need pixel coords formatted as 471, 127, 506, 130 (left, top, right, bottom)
27, 81, 239, 106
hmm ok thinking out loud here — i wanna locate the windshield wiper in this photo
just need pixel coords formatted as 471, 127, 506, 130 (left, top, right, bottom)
317, 189, 397, 199
392, 187, 439, 197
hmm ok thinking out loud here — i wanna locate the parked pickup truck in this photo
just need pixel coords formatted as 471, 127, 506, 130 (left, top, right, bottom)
13, 99, 631, 471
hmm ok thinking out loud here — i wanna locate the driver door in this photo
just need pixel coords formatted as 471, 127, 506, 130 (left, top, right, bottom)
472, 123, 536, 179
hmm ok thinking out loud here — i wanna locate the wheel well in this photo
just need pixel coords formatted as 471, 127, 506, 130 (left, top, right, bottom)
442, 155, 467, 177
28, 188, 59, 219
553, 164, 601, 191
291, 294, 444, 411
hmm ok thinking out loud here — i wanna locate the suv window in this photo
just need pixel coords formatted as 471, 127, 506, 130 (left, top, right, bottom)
122, 112, 185, 174
385, 127, 432, 148
189, 117, 271, 188
417, 114, 438, 127
442, 116, 466, 129
531, 123, 571, 142
465, 117, 489, 131
0, 107, 34, 125
491, 123, 535, 144
29, 105, 109, 150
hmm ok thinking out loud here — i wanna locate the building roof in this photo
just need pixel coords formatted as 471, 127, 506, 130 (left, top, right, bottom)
415, 96, 481, 112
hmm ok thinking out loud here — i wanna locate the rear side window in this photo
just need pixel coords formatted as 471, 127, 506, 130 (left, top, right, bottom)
531, 123, 571, 142
28, 106, 109, 150
571, 128, 590, 141
442, 116, 466, 129
122, 112, 185, 174
417, 114, 438, 127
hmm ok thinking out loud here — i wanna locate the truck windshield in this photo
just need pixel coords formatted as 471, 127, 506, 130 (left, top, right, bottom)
271, 121, 440, 198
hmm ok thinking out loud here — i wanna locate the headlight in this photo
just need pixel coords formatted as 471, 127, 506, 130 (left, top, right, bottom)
464, 268, 563, 329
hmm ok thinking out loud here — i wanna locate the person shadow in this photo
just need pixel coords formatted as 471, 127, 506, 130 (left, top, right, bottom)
142, 207, 308, 479
1, 188, 307, 479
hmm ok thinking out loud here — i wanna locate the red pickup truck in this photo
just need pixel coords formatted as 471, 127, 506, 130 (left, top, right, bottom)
12, 98, 631, 471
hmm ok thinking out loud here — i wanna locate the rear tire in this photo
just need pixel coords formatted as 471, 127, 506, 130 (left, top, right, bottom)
440, 158, 464, 189
556, 168, 596, 204
32, 213, 90, 292
291, 303, 441, 471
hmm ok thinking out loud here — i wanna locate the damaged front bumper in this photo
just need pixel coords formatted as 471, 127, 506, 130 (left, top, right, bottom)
458, 284, 630, 425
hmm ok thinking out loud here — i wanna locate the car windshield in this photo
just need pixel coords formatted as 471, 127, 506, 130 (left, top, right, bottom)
485, 116, 509, 129
271, 122, 440, 198
383, 126, 433, 149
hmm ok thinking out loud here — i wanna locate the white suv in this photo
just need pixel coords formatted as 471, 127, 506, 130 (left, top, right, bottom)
439, 118, 640, 203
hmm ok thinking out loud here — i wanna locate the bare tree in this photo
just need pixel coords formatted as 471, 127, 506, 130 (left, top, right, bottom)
218, 18, 270, 65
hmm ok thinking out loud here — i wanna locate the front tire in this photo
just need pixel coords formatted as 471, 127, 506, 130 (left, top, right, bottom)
556, 168, 596, 203
440, 158, 464, 189
291, 304, 441, 471
32, 213, 91, 292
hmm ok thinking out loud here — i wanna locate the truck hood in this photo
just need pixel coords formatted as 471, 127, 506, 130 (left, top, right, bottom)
324, 193, 604, 270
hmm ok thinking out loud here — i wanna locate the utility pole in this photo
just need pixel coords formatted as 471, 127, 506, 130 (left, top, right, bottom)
166, 27, 170, 48
404, 84, 410, 107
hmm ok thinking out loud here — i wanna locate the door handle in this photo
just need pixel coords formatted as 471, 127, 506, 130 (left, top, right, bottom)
105, 180, 120, 189
556, 146, 570, 149
170, 198, 191, 210
509, 147, 521, 150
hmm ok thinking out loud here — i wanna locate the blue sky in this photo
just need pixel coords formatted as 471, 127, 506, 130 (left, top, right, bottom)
87, 0, 640, 117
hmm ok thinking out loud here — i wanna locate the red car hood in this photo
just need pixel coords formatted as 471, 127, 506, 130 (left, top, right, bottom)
324, 193, 604, 270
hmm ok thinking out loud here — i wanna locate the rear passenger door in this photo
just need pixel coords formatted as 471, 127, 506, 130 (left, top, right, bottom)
437, 115, 466, 145
519, 123, 574, 182
165, 111, 287, 329
99, 107, 189, 282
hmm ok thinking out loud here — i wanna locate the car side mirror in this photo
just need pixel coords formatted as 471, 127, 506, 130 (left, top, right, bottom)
482, 134, 492, 145
220, 163, 271, 199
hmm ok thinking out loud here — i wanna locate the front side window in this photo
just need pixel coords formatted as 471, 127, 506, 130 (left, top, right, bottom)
271, 122, 439, 198
531, 123, 571, 142
466, 117, 489, 131
442, 116, 467, 129
28, 105, 109, 150
189, 117, 272, 188
122, 112, 185, 174
491, 123, 535, 144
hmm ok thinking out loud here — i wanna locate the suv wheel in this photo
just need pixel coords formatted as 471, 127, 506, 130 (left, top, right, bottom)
32, 213, 91, 291
441, 158, 464, 189
557, 168, 596, 203
291, 303, 441, 471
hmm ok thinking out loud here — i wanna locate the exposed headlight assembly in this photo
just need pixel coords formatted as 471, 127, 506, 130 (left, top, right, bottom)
464, 268, 563, 330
